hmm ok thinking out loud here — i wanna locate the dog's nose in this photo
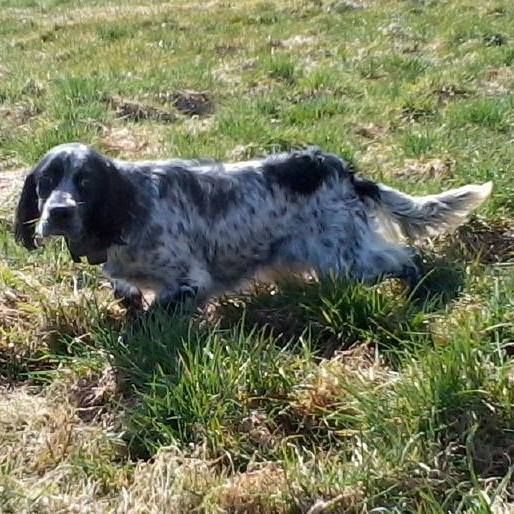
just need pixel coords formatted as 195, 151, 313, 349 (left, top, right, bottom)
49, 205, 75, 222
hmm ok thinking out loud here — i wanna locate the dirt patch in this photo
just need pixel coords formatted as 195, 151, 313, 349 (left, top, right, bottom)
393, 158, 455, 180
100, 125, 162, 157
106, 95, 176, 123
448, 217, 514, 264
157, 90, 213, 116
354, 122, 388, 140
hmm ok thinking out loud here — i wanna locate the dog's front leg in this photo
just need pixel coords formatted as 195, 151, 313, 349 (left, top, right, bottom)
122, 284, 198, 337
113, 279, 144, 312
153, 283, 200, 314
152, 261, 213, 315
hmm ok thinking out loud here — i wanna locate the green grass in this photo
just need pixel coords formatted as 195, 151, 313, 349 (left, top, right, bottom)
0, 0, 514, 512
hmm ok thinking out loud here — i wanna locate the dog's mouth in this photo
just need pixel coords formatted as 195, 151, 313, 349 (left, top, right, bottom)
36, 219, 83, 240
35, 220, 110, 265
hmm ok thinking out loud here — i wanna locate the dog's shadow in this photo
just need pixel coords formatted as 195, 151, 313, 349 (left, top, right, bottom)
113, 245, 469, 366
410, 252, 467, 306
209, 223, 506, 359
210, 264, 464, 356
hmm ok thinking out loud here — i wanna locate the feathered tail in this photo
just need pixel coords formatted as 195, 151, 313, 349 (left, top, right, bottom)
364, 181, 493, 241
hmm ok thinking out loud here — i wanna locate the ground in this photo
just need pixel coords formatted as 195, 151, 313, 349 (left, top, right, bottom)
0, 0, 513, 512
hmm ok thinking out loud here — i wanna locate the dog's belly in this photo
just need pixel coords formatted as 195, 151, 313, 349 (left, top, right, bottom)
201, 198, 333, 285
205, 240, 279, 286
103, 266, 163, 292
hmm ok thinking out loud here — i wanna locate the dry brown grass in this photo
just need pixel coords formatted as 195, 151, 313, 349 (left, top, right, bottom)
100, 126, 164, 158
450, 217, 514, 264
214, 463, 289, 514
294, 345, 396, 417
393, 157, 455, 181
0, 169, 25, 211
0, 386, 127, 513
477, 67, 514, 97
115, 449, 219, 514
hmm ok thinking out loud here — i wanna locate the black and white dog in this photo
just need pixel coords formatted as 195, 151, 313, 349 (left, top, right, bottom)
14, 143, 491, 311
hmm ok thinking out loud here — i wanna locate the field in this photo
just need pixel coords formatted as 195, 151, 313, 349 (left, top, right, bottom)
0, 0, 514, 512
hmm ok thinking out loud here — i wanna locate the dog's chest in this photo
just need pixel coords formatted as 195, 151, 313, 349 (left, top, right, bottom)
102, 244, 167, 286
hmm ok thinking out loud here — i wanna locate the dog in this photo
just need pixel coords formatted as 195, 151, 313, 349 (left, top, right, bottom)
14, 142, 492, 311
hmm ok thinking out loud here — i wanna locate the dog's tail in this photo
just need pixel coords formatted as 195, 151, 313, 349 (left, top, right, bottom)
356, 178, 493, 241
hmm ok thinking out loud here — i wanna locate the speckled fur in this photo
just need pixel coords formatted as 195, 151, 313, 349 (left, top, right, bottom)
14, 143, 492, 311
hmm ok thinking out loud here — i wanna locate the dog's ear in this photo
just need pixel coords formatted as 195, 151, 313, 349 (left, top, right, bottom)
88, 157, 136, 247
14, 170, 39, 250
65, 238, 82, 263
65, 152, 137, 265
104, 160, 134, 238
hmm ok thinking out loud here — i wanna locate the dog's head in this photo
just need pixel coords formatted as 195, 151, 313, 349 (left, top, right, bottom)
14, 143, 135, 264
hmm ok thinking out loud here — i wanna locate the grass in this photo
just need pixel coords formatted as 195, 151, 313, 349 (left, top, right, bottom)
0, 0, 513, 511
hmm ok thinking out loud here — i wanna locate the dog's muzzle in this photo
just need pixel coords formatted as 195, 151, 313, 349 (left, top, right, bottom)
37, 204, 82, 239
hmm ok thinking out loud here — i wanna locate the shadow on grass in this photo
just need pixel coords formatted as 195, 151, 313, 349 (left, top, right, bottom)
410, 252, 467, 306
211, 258, 467, 360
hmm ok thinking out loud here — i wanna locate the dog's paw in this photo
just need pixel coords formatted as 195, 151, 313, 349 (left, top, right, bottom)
157, 284, 199, 314
402, 264, 422, 290
113, 282, 144, 313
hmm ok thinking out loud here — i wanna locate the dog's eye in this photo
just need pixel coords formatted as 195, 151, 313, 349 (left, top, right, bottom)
76, 176, 90, 191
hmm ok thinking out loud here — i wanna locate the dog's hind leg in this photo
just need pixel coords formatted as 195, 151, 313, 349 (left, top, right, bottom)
310, 222, 421, 287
